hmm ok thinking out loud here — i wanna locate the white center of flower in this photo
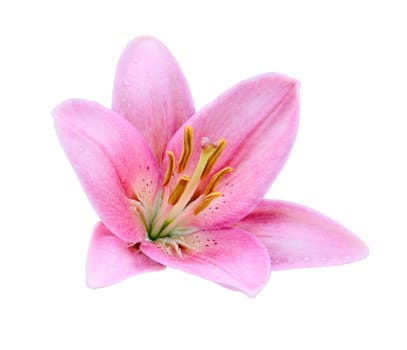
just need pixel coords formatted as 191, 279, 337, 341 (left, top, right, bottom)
132, 126, 232, 241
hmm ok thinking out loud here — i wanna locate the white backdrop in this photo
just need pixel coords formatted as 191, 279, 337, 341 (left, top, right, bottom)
1, 1, 406, 349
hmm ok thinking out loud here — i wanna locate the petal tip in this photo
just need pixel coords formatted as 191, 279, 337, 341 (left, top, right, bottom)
339, 227, 369, 264
257, 72, 300, 113
350, 236, 370, 261
85, 276, 102, 289
261, 72, 301, 89
51, 99, 71, 120
52, 98, 88, 122
122, 35, 168, 58
128, 35, 162, 45
85, 262, 109, 289
245, 281, 269, 298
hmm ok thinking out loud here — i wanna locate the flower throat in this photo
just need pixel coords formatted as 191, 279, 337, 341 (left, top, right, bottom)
134, 126, 233, 241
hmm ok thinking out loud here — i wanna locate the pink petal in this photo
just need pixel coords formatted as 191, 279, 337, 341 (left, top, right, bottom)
236, 200, 369, 270
140, 228, 271, 297
166, 73, 299, 228
86, 223, 165, 288
53, 99, 159, 243
112, 36, 195, 164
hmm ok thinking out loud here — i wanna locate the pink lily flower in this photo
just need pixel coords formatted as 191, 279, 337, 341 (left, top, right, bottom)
53, 37, 368, 297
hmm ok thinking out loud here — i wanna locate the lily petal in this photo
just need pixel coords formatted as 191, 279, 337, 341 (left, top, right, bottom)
86, 223, 165, 288
112, 36, 195, 164
236, 200, 369, 270
53, 99, 159, 243
167, 73, 299, 228
140, 228, 271, 297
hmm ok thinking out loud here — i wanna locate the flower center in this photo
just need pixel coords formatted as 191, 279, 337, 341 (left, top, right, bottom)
133, 126, 232, 241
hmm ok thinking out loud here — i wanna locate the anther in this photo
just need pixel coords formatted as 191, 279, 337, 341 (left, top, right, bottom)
177, 126, 193, 173
204, 167, 233, 195
162, 151, 175, 186
168, 175, 190, 205
194, 192, 222, 215
201, 139, 226, 179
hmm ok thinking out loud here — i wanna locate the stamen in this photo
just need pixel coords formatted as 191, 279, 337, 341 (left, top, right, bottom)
201, 139, 226, 179
204, 167, 233, 195
159, 237, 198, 257
194, 192, 222, 215
165, 140, 217, 220
168, 175, 190, 205
177, 126, 193, 173
162, 151, 175, 186
129, 198, 150, 230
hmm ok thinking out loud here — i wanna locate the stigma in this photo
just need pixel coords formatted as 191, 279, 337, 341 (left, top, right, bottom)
136, 126, 233, 241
